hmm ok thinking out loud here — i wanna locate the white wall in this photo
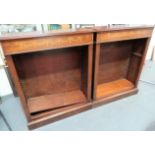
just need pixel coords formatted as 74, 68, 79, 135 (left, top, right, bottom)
0, 47, 12, 96
0, 68, 12, 96
146, 29, 155, 60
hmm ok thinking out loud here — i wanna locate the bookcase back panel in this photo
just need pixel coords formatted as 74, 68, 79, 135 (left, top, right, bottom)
98, 41, 133, 84
13, 46, 87, 98
98, 38, 148, 85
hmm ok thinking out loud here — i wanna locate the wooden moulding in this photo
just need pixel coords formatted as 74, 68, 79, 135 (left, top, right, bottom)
2, 33, 93, 55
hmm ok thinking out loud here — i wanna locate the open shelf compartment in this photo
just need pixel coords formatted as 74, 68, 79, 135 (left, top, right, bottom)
95, 38, 148, 99
13, 46, 91, 115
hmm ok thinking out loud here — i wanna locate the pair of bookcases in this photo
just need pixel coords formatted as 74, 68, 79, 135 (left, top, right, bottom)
0, 26, 154, 129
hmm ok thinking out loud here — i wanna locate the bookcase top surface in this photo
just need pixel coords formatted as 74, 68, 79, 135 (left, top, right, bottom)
94, 25, 154, 32
0, 28, 94, 41
0, 25, 154, 41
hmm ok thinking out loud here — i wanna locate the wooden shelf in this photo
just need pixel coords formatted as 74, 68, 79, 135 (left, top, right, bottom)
28, 90, 86, 114
96, 79, 134, 99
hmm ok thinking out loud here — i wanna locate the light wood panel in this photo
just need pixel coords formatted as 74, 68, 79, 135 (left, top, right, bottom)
96, 79, 134, 99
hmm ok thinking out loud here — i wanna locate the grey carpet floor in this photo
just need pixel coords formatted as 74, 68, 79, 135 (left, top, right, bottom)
0, 61, 155, 131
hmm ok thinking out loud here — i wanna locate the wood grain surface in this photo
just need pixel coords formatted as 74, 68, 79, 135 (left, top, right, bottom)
96, 79, 134, 99
2, 34, 93, 55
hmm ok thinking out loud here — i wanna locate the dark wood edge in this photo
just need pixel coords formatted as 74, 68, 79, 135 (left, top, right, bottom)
87, 45, 93, 101
28, 103, 92, 130
92, 88, 138, 108
93, 44, 100, 99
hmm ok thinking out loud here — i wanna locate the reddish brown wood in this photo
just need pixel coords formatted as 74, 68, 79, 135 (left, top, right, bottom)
28, 90, 86, 114
93, 26, 154, 107
31, 102, 90, 120
28, 102, 91, 130
1, 26, 154, 129
1, 30, 94, 129
96, 79, 134, 99
98, 41, 133, 84
93, 88, 138, 108
93, 44, 100, 99
87, 45, 93, 101
13, 47, 83, 98
2, 34, 93, 55
81, 45, 93, 101
96, 28, 153, 43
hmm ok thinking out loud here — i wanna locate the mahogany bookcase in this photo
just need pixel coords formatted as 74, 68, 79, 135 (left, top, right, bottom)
0, 29, 94, 129
93, 26, 154, 106
0, 26, 154, 129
